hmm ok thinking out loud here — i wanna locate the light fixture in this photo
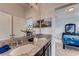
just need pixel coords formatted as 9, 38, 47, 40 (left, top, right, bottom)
29, 3, 38, 9
68, 7, 74, 12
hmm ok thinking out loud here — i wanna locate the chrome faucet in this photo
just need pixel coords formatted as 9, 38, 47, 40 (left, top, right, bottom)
10, 34, 20, 47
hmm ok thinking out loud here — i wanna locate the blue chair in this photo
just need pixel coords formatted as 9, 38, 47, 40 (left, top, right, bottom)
62, 23, 79, 49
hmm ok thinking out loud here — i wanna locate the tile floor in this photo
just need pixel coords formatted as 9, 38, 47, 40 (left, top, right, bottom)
56, 39, 79, 56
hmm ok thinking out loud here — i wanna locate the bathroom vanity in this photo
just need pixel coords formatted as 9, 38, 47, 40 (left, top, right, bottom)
0, 34, 51, 56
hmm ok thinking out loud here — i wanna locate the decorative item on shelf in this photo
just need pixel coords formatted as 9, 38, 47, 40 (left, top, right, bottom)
21, 29, 35, 42
34, 19, 52, 28
27, 31, 32, 36
21, 29, 33, 37
28, 38, 34, 42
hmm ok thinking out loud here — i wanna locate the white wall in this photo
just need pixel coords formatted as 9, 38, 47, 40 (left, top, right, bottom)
0, 11, 26, 41
55, 4, 79, 40
0, 3, 25, 18
25, 7, 39, 20
13, 16, 25, 38
0, 3, 26, 40
0, 12, 12, 40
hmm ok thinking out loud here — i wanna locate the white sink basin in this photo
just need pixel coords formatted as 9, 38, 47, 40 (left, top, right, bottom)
9, 44, 35, 56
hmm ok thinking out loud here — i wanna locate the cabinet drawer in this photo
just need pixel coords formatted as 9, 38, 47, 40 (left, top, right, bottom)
35, 40, 51, 56
35, 48, 43, 56
43, 41, 51, 51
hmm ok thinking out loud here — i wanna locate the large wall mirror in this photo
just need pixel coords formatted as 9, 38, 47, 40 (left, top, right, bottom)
25, 17, 33, 30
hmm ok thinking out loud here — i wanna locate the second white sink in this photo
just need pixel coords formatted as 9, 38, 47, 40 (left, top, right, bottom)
9, 44, 35, 56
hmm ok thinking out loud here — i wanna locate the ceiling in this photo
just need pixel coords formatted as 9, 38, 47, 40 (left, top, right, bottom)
17, 3, 69, 9
17, 3, 39, 8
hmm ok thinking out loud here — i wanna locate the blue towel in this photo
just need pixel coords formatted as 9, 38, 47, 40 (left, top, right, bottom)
0, 45, 11, 54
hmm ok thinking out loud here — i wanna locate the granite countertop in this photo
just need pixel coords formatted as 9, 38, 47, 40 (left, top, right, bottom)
0, 34, 51, 56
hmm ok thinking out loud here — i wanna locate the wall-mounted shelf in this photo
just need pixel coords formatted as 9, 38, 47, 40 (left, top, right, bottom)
34, 19, 51, 28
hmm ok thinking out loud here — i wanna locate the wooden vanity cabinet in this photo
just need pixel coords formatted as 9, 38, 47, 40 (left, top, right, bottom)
35, 40, 51, 56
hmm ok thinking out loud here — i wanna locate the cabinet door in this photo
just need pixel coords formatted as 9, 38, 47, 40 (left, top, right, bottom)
44, 41, 51, 56
13, 16, 25, 38
0, 12, 11, 40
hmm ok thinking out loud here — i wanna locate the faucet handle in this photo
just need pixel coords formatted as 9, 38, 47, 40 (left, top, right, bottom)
10, 34, 15, 36
10, 34, 15, 39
